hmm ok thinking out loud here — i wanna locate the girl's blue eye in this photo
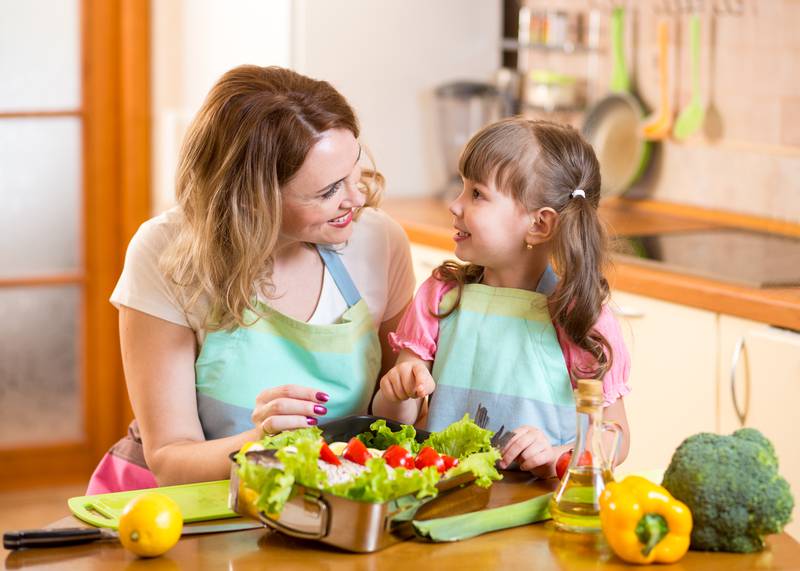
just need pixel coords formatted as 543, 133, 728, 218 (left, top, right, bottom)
321, 180, 343, 200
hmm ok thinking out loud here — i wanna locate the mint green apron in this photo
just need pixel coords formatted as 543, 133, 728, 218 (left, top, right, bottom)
195, 246, 381, 439
427, 267, 576, 445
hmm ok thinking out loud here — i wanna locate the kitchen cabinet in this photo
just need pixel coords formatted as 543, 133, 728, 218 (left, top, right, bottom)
609, 291, 718, 475
718, 315, 800, 540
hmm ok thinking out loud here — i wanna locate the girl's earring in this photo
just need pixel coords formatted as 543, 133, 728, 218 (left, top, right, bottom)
525, 242, 533, 250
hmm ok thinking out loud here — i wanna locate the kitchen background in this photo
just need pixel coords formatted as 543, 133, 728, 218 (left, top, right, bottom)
1, 0, 799, 538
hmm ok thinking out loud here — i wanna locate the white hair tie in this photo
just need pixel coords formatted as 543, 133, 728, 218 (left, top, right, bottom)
571, 189, 586, 199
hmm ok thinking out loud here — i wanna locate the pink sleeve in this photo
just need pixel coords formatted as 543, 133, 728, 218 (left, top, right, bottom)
387, 276, 455, 361
556, 304, 631, 406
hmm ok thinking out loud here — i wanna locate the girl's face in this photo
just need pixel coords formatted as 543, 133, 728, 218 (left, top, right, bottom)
281, 128, 365, 246
449, 177, 532, 269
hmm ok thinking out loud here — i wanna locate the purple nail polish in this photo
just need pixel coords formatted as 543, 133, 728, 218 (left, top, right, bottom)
307, 417, 318, 426
314, 405, 328, 415
316, 392, 330, 403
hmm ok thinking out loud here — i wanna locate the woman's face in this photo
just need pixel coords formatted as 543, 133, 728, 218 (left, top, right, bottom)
280, 128, 365, 246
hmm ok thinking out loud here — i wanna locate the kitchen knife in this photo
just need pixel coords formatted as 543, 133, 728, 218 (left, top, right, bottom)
3, 520, 263, 550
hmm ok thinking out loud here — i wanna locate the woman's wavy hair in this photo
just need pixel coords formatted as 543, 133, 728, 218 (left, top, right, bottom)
161, 65, 383, 330
434, 118, 613, 380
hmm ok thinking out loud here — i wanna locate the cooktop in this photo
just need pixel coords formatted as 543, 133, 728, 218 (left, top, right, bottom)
616, 228, 800, 288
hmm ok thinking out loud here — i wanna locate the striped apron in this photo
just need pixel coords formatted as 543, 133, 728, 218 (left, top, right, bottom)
426, 266, 576, 445
87, 246, 381, 493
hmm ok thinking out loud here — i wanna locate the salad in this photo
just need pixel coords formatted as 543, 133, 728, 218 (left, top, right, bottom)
236, 415, 502, 516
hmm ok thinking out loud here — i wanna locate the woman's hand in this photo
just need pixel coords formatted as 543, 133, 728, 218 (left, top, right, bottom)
251, 385, 330, 434
499, 426, 561, 476
379, 360, 435, 402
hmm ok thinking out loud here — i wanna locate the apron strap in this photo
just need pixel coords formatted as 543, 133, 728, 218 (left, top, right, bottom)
536, 265, 558, 296
316, 245, 362, 307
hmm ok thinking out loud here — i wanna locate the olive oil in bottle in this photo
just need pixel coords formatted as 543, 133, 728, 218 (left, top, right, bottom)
550, 379, 622, 533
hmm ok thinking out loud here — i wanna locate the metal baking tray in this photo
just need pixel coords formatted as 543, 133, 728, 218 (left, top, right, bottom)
229, 415, 490, 552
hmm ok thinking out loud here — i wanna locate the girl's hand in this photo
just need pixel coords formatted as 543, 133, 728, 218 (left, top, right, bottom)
379, 361, 436, 402
499, 426, 559, 474
251, 385, 330, 435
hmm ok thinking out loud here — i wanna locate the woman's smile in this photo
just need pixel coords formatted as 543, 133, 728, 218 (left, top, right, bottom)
328, 208, 354, 228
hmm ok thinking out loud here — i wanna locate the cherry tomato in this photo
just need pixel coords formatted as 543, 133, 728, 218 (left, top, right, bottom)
343, 437, 371, 465
414, 446, 446, 473
318, 441, 341, 466
555, 449, 593, 479
441, 454, 459, 470
382, 445, 415, 469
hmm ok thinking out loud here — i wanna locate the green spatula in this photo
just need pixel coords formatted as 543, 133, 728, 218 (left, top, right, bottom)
673, 14, 705, 140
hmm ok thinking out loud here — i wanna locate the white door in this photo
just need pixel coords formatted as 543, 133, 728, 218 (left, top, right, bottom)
610, 291, 718, 475
719, 315, 800, 540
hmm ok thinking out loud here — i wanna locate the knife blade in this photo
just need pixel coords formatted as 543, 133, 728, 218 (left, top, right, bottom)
3, 520, 263, 550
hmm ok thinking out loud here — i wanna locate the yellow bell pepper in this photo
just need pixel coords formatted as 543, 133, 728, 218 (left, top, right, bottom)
599, 475, 692, 565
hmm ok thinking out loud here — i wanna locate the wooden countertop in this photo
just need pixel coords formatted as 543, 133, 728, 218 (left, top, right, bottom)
381, 197, 800, 331
5, 474, 799, 570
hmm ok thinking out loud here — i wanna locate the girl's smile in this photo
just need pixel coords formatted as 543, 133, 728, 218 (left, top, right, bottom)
453, 227, 471, 242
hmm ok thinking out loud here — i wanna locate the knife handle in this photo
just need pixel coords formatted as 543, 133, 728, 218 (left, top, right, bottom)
3, 528, 105, 550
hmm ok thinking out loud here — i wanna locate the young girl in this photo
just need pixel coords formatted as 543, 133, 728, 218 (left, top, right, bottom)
372, 118, 631, 478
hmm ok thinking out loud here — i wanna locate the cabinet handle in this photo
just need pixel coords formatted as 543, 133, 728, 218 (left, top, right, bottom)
729, 336, 749, 427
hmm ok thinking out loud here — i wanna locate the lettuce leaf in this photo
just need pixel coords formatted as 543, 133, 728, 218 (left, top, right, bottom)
330, 457, 439, 502
238, 461, 296, 516
275, 434, 328, 490
422, 414, 494, 459
258, 426, 323, 449
444, 450, 502, 487
237, 429, 327, 516
357, 419, 420, 453
237, 415, 501, 517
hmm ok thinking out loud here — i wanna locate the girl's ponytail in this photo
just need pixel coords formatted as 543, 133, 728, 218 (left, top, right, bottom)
549, 189, 613, 380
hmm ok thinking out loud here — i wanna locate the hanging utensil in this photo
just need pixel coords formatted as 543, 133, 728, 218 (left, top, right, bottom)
642, 19, 672, 140
582, 6, 652, 196
704, 4, 724, 141
673, 13, 705, 139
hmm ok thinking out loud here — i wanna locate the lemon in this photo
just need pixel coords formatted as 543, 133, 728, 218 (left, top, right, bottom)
118, 492, 183, 558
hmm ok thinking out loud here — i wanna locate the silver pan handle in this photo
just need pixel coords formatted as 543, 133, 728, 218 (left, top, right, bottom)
730, 336, 749, 426
261, 494, 330, 540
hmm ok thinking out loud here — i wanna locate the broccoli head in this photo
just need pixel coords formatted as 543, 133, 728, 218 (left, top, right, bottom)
661, 428, 794, 553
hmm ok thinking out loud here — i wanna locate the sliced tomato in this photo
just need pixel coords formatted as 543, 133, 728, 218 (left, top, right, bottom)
382, 445, 415, 469
318, 441, 341, 466
343, 437, 371, 465
414, 446, 446, 473
441, 454, 459, 470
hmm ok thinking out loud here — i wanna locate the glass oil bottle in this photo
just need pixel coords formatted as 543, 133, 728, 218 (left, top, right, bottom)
550, 378, 622, 533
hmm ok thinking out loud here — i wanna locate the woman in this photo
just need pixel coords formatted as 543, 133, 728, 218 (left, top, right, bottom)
87, 65, 416, 493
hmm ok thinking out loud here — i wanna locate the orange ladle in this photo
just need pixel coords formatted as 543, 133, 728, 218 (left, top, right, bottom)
642, 20, 672, 140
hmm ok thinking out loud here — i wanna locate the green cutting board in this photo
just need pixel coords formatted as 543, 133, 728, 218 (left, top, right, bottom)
68, 480, 237, 529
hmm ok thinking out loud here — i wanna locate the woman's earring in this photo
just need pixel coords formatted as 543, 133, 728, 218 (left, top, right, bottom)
525, 242, 533, 250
